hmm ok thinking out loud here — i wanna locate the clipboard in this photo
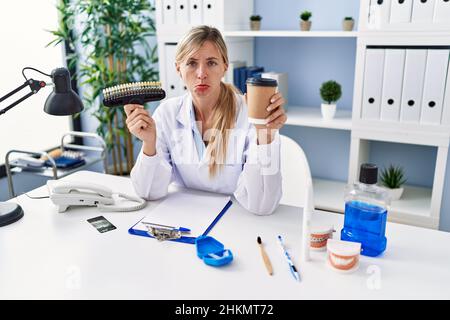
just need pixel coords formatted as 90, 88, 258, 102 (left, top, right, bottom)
128, 190, 233, 244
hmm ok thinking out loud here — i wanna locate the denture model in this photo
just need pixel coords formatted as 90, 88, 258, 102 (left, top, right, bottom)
310, 226, 335, 251
326, 239, 361, 273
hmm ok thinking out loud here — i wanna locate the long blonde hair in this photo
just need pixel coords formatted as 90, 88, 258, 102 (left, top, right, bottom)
175, 25, 239, 177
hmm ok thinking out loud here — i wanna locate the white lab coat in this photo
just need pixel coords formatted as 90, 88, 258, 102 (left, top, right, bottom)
130, 93, 282, 215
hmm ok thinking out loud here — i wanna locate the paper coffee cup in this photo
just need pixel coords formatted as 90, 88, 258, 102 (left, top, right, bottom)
246, 77, 277, 125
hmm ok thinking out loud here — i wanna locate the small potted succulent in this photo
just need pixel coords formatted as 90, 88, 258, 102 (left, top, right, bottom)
299, 11, 312, 31
380, 165, 407, 201
319, 80, 342, 120
250, 15, 262, 31
343, 16, 354, 31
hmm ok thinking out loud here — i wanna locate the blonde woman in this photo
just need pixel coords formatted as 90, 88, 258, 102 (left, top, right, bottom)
125, 25, 287, 215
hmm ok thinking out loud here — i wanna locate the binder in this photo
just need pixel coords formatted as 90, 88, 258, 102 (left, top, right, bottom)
361, 49, 385, 120
189, 0, 203, 25
155, 0, 164, 27
400, 49, 427, 123
129, 190, 233, 244
239, 66, 248, 93
380, 49, 405, 122
420, 49, 450, 125
440, 64, 450, 126
433, 0, 450, 24
233, 66, 246, 92
246, 66, 264, 88
162, 0, 176, 25
370, 0, 391, 29
45, 156, 86, 169
411, 0, 436, 23
164, 43, 181, 98
203, 0, 219, 27
179, 79, 188, 95
390, 0, 413, 23
175, 0, 190, 24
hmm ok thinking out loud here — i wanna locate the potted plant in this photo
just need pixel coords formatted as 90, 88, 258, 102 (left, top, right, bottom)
343, 16, 354, 31
300, 11, 312, 31
380, 165, 407, 201
250, 15, 262, 31
48, 0, 159, 176
319, 80, 342, 120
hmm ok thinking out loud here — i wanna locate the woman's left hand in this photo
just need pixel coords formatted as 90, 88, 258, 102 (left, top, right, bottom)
255, 92, 287, 144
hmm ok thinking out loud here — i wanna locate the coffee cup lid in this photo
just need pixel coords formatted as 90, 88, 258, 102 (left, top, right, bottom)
246, 77, 277, 87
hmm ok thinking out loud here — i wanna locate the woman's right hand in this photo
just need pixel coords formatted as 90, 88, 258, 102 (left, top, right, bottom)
124, 104, 157, 156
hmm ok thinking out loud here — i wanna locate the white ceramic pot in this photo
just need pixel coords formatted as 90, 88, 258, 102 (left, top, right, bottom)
342, 20, 354, 31
321, 103, 336, 120
387, 187, 404, 201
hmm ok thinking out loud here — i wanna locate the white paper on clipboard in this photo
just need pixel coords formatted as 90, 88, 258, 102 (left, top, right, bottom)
131, 189, 232, 237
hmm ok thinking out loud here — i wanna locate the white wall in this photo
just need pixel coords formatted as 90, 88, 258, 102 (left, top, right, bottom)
0, 0, 72, 163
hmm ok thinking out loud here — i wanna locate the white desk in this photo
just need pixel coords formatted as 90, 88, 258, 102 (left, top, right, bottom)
1, 171, 450, 299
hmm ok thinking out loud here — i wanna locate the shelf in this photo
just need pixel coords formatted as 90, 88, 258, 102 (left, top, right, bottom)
313, 178, 435, 228
285, 107, 352, 130
224, 30, 358, 38
10, 156, 104, 179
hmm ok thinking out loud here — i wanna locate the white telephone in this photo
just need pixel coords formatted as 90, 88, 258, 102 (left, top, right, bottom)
47, 180, 146, 213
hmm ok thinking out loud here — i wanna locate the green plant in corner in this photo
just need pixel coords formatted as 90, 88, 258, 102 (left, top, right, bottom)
380, 165, 407, 189
344, 16, 354, 21
300, 11, 312, 21
320, 80, 342, 104
48, 0, 159, 176
250, 15, 262, 21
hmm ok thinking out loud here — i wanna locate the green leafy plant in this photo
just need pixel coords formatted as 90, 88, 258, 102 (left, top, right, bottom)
300, 11, 312, 21
380, 165, 407, 189
320, 80, 342, 104
250, 15, 262, 21
48, 0, 158, 176
344, 16, 354, 21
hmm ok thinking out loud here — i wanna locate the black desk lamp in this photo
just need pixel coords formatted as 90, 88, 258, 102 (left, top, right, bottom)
0, 67, 84, 227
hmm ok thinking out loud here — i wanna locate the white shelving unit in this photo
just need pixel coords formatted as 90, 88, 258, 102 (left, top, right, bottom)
347, 0, 450, 229
313, 178, 434, 228
223, 30, 358, 38
286, 107, 352, 130
155, 0, 450, 229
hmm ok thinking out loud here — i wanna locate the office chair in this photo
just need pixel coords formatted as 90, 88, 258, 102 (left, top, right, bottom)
280, 134, 314, 261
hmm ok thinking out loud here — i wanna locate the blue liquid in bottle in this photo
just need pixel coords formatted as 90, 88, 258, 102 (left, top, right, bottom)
341, 163, 390, 257
341, 201, 387, 257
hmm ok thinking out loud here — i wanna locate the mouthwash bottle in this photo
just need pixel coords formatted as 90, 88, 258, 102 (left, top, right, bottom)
341, 163, 390, 257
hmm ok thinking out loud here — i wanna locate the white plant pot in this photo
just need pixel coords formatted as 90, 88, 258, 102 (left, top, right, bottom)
384, 187, 404, 201
321, 103, 336, 120
342, 20, 354, 31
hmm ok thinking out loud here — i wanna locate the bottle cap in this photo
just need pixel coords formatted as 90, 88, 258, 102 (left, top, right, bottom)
359, 163, 378, 184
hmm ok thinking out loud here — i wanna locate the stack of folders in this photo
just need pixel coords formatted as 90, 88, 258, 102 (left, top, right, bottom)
224, 61, 265, 94
361, 48, 450, 124
44, 150, 86, 169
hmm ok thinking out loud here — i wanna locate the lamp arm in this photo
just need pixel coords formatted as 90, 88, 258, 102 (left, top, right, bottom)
0, 79, 47, 116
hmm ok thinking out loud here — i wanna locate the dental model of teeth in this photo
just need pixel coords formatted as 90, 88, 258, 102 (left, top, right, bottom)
326, 239, 361, 273
310, 226, 335, 251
